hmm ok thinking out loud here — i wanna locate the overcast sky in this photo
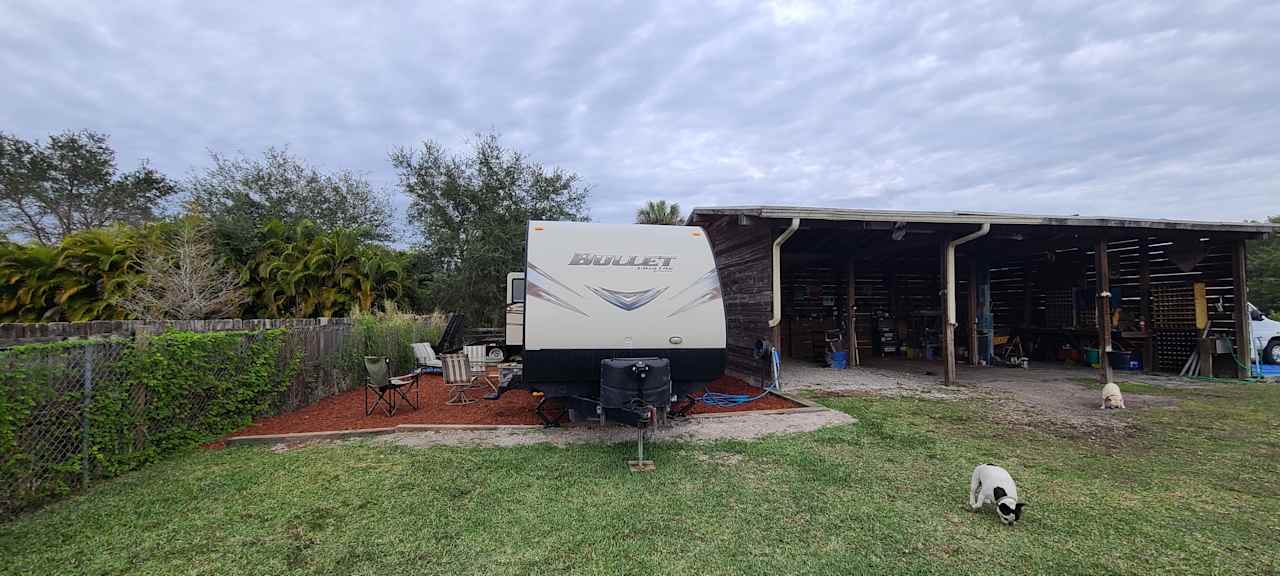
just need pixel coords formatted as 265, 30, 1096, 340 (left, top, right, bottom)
3, 0, 1278, 233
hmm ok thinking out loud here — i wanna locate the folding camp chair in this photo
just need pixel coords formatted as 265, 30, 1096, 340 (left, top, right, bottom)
464, 345, 497, 393
412, 342, 443, 373
441, 353, 479, 405
364, 356, 419, 416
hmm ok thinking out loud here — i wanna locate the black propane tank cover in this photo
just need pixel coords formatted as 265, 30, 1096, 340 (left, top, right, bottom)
600, 357, 673, 410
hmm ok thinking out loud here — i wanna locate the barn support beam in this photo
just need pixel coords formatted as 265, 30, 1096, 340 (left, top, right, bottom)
941, 239, 955, 384
1096, 239, 1115, 386
1233, 240, 1253, 378
969, 255, 992, 366
846, 256, 859, 367
968, 259, 979, 366
943, 223, 990, 385
1022, 261, 1033, 328
1139, 237, 1153, 373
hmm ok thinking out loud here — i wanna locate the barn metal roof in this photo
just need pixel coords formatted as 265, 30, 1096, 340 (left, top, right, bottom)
687, 205, 1277, 236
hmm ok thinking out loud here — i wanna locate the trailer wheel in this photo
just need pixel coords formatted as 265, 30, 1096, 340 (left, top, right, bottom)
486, 346, 506, 363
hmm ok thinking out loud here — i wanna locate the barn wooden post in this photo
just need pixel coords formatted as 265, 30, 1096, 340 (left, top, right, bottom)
1022, 261, 1033, 328
1233, 239, 1252, 378
968, 258, 979, 366
940, 225, 989, 385
846, 256, 858, 367
1096, 239, 1115, 385
1139, 236, 1153, 372
942, 238, 956, 385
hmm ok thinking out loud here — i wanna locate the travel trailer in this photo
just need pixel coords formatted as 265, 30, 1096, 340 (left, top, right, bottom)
513, 220, 727, 420
503, 271, 525, 358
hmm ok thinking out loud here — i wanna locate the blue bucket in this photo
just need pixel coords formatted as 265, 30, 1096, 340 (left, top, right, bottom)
831, 351, 848, 369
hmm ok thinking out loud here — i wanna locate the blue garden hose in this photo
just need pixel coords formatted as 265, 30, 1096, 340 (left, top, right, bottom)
699, 389, 773, 407
699, 347, 781, 406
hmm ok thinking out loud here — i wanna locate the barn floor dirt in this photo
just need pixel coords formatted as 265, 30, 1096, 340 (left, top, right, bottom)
782, 359, 1202, 441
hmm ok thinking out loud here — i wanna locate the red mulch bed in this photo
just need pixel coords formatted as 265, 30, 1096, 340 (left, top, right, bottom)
681, 377, 802, 414
224, 375, 802, 438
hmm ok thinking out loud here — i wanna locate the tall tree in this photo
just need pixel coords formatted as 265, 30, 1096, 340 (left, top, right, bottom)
392, 132, 590, 324
1248, 215, 1280, 316
635, 200, 683, 225
0, 130, 176, 244
186, 147, 394, 260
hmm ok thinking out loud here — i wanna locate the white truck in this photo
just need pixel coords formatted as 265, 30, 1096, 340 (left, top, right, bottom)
1250, 303, 1280, 364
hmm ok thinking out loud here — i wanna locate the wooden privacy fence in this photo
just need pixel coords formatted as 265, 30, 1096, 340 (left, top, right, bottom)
274, 323, 353, 414
0, 317, 353, 346
270, 318, 442, 412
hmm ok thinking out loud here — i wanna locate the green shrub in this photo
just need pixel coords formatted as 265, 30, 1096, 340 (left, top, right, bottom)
127, 330, 295, 453
0, 329, 297, 517
340, 306, 444, 382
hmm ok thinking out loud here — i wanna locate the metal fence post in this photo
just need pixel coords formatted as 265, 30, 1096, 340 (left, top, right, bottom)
81, 344, 94, 488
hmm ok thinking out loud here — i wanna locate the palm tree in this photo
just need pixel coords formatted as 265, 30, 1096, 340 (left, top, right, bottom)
635, 200, 683, 225
0, 225, 157, 322
241, 220, 404, 318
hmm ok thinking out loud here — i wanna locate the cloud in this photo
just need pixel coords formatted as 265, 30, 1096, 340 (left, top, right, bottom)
1, 0, 1277, 234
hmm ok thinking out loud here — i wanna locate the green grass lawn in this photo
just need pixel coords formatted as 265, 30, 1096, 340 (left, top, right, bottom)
3, 382, 1278, 575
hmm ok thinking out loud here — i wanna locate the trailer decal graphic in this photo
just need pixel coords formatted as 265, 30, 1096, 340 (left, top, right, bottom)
527, 262, 589, 317
585, 285, 668, 311
667, 269, 722, 317
569, 253, 676, 270
527, 262, 584, 297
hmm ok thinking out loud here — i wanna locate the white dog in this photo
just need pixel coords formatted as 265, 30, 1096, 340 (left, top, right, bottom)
1100, 382, 1125, 410
970, 464, 1025, 525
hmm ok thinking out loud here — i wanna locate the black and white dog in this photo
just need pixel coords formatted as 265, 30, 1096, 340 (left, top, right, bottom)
969, 464, 1026, 525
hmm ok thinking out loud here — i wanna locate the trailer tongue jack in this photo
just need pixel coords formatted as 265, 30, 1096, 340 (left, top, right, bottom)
629, 421, 655, 472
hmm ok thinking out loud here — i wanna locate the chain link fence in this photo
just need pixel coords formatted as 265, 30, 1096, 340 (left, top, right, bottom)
3, 339, 140, 516
0, 317, 442, 519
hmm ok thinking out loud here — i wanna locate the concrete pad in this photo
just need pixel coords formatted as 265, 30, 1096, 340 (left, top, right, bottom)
376, 406, 855, 449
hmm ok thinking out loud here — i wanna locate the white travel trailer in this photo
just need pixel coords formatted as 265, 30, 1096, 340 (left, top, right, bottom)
504, 271, 525, 353
519, 220, 727, 406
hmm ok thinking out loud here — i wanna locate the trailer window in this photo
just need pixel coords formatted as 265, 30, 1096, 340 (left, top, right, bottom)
511, 277, 526, 304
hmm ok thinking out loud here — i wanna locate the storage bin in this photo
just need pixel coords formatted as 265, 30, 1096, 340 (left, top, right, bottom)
1108, 351, 1137, 370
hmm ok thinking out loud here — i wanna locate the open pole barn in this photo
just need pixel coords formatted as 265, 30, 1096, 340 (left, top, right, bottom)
687, 206, 1276, 387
